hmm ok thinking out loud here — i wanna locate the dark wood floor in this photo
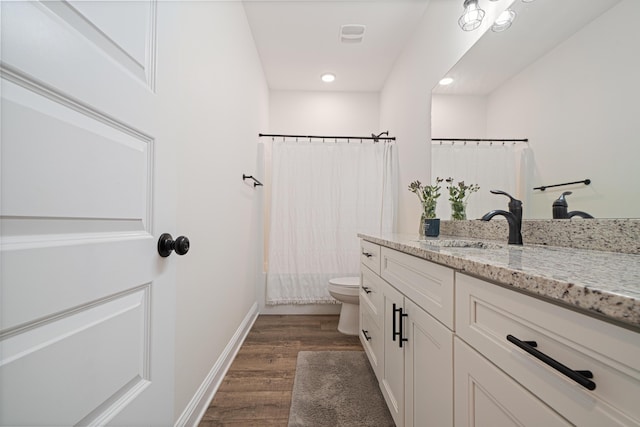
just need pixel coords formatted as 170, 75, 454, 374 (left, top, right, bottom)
199, 315, 363, 426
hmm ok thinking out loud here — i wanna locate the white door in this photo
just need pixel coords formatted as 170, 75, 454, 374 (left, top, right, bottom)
1, 1, 177, 425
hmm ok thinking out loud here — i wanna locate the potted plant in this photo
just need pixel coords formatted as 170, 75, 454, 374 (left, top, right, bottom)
408, 178, 443, 237
446, 178, 480, 220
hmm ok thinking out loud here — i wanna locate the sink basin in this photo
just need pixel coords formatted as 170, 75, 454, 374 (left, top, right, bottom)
414, 239, 503, 250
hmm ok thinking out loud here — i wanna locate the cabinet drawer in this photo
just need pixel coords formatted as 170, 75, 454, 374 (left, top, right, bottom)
360, 302, 383, 381
360, 265, 384, 327
360, 240, 381, 275
455, 337, 570, 427
456, 273, 640, 426
381, 247, 454, 330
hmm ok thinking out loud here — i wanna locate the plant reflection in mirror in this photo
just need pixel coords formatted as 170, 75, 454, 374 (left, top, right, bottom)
446, 178, 480, 220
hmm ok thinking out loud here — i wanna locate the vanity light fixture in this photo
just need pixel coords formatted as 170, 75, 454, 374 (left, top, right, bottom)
439, 77, 454, 85
491, 8, 516, 32
321, 73, 336, 83
460, 0, 531, 32
458, 0, 486, 31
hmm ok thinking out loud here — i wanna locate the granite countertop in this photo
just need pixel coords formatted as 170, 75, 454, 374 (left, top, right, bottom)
358, 232, 640, 330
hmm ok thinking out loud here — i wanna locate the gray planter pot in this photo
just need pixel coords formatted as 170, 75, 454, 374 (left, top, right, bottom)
423, 218, 440, 237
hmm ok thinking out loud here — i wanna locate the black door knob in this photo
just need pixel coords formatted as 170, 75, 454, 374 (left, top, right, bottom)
158, 233, 190, 257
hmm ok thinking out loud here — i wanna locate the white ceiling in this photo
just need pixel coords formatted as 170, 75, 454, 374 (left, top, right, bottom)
242, 0, 431, 92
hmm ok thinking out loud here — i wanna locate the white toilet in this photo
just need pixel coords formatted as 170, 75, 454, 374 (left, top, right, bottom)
328, 276, 360, 336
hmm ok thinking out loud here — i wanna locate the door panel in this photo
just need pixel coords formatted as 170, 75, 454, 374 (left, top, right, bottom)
1, 288, 150, 426
2, 78, 151, 222
1, 1, 173, 425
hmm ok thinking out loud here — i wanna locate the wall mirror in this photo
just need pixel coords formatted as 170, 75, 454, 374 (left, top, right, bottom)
431, 0, 639, 220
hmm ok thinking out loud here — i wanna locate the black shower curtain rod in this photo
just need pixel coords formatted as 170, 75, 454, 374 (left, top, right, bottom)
259, 133, 396, 141
432, 137, 528, 143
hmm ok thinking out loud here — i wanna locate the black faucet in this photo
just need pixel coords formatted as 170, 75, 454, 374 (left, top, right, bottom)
481, 190, 523, 245
552, 191, 594, 219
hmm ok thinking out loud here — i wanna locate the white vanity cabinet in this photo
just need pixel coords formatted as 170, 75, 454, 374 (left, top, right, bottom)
455, 273, 640, 427
359, 238, 640, 427
359, 242, 455, 427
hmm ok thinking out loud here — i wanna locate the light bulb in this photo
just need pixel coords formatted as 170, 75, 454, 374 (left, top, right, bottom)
439, 77, 454, 86
491, 9, 516, 32
458, 0, 485, 31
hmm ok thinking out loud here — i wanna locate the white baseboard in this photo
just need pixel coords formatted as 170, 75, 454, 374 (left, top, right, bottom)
174, 302, 259, 427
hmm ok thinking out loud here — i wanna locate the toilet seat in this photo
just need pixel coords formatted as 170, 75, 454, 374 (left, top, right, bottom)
328, 276, 360, 288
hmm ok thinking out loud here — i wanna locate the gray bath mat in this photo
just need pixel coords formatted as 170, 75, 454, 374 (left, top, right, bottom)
288, 351, 395, 427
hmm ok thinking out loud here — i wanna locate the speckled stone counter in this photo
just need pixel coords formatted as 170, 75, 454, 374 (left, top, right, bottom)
358, 232, 640, 330
440, 218, 640, 254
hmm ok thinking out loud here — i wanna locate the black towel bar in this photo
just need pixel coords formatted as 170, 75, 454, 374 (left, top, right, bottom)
243, 174, 263, 187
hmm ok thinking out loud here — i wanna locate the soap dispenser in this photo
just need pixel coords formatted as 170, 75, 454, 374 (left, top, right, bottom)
552, 191, 594, 219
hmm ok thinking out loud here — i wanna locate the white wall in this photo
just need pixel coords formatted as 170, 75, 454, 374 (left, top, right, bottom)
486, 0, 640, 218
380, 0, 511, 233
431, 94, 487, 138
269, 90, 380, 135
157, 2, 269, 421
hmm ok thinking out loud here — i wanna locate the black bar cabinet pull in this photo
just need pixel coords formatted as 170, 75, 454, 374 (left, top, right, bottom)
392, 304, 399, 342
362, 286, 372, 294
398, 309, 408, 348
506, 335, 596, 391
362, 252, 373, 258
362, 330, 372, 341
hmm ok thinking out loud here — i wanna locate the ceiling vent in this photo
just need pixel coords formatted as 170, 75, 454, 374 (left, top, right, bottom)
340, 24, 366, 44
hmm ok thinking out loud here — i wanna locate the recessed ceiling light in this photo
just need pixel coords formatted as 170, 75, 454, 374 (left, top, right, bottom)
321, 73, 336, 83
439, 77, 454, 86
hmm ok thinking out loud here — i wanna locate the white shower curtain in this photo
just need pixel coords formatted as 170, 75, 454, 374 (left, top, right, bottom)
431, 142, 532, 220
266, 141, 397, 305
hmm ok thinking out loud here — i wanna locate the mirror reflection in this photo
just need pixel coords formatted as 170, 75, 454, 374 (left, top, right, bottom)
431, 0, 639, 220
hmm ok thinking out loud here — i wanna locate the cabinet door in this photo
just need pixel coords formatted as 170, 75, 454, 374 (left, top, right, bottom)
381, 280, 405, 427
455, 338, 571, 427
404, 299, 453, 427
